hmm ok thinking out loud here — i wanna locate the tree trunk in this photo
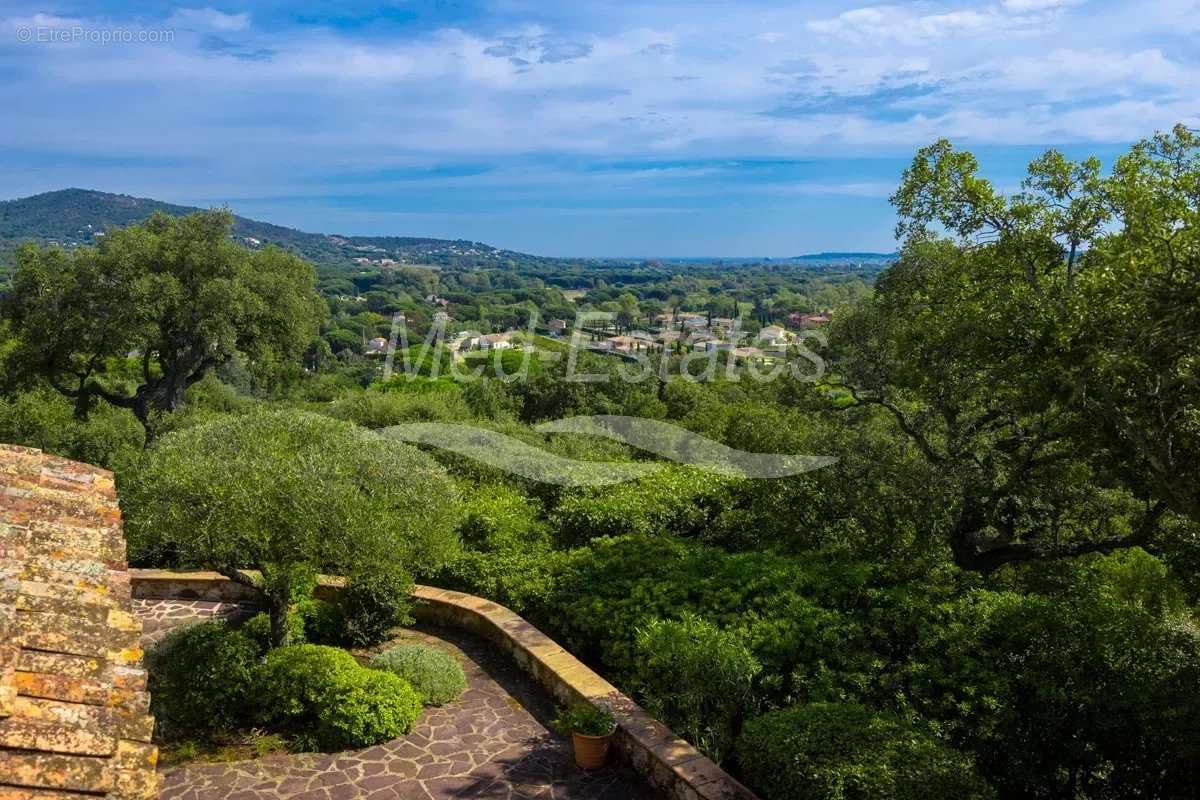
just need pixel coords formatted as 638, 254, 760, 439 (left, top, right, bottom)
269, 593, 292, 649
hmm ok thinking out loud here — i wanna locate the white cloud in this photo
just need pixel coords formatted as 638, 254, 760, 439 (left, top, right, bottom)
2, 0, 1197, 205
1002, 0, 1083, 10
167, 7, 251, 32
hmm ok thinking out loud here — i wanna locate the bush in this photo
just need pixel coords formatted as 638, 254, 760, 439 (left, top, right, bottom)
632, 614, 760, 763
0, 387, 143, 470
259, 644, 422, 750
240, 611, 307, 656
370, 644, 468, 706
457, 483, 549, 552
325, 386, 468, 428
146, 622, 260, 740
737, 703, 994, 800
342, 567, 414, 646
295, 598, 346, 645
551, 467, 735, 546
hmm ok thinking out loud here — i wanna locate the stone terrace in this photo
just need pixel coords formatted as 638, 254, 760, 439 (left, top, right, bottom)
0, 444, 159, 800
155, 622, 656, 800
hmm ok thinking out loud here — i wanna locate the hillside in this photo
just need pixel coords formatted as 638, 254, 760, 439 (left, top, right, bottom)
0, 189, 546, 273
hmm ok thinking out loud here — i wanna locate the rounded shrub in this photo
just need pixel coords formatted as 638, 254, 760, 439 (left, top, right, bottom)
737, 703, 994, 800
146, 622, 259, 740
370, 644, 468, 706
259, 644, 421, 750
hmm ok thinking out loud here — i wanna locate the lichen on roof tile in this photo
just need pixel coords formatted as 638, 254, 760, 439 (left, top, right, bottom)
0, 445, 160, 800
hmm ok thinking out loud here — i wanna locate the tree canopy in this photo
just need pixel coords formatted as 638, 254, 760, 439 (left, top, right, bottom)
832, 125, 1200, 572
4, 210, 325, 435
122, 409, 461, 645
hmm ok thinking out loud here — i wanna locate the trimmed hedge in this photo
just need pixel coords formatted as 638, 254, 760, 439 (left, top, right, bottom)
259, 644, 422, 750
737, 703, 994, 800
371, 644, 468, 706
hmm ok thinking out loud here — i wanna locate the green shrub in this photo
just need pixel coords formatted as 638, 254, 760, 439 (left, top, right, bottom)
370, 644, 468, 705
435, 547, 568, 616
146, 622, 259, 740
240, 611, 307, 656
632, 614, 760, 763
0, 386, 143, 470
325, 386, 468, 428
737, 703, 994, 800
552, 702, 616, 736
551, 467, 735, 546
259, 644, 422, 750
295, 598, 346, 645
456, 483, 549, 552
343, 567, 414, 646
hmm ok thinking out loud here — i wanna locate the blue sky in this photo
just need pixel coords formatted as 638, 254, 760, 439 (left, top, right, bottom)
2, 0, 1197, 256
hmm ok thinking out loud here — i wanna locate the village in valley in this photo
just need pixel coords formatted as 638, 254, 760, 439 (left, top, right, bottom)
361, 301, 835, 368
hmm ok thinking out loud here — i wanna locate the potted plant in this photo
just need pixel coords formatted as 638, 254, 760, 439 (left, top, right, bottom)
553, 702, 617, 769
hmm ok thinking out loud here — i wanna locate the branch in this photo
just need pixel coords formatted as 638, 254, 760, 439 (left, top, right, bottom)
83, 379, 138, 409
215, 564, 264, 591
839, 384, 946, 465
960, 500, 1168, 574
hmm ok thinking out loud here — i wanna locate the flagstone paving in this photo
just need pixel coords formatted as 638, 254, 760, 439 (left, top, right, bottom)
138, 604, 657, 800
134, 597, 260, 646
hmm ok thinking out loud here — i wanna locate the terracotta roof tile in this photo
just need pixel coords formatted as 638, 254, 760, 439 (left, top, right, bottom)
0, 445, 159, 800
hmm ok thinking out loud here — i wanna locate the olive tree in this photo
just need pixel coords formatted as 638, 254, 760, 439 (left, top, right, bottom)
122, 409, 461, 646
4, 210, 326, 438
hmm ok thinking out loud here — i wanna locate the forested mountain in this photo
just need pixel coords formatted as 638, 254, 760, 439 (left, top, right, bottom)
0, 190, 893, 280
0, 189, 546, 271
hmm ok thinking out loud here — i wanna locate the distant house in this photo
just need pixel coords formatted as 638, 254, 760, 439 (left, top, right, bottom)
478, 333, 513, 351
758, 325, 789, 347
605, 335, 638, 353
547, 318, 567, 336
788, 311, 834, 328
365, 336, 389, 355
691, 335, 729, 352
761, 325, 786, 340
733, 346, 765, 360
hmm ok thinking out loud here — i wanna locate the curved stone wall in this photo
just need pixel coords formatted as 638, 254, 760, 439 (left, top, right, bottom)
131, 570, 758, 800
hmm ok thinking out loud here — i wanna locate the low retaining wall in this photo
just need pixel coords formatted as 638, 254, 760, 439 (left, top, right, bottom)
130, 570, 757, 800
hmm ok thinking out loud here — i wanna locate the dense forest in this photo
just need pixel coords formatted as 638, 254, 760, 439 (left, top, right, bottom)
1, 127, 1198, 800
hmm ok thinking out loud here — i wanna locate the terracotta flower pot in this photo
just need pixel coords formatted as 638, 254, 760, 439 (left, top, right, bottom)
571, 730, 613, 769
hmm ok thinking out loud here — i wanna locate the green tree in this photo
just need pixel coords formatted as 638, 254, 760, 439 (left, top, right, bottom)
4, 210, 325, 437
832, 125, 1200, 572
122, 409, 461, 647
